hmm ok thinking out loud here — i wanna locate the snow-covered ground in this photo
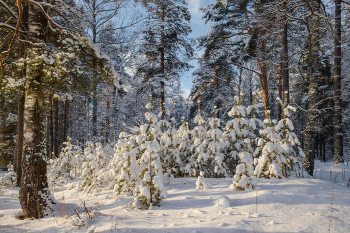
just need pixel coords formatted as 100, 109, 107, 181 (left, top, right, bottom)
1, 161, 350, 233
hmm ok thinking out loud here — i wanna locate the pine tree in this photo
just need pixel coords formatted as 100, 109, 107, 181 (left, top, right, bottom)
137, 0, 193, 112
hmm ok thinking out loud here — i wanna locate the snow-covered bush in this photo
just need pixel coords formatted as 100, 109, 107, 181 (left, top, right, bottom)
0, 163, 16, 186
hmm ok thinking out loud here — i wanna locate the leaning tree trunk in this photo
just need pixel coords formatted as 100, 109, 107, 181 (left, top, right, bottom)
333, 0, 343, 164
19, 2, 52, 219
303, 0, 321, 176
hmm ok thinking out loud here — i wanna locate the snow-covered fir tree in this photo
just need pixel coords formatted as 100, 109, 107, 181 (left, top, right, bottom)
175, 118, 192, 175
226, 94, 261, 190
207, 106, 228, 177
276, 96, 305, 177
190, 101, 210, 177
160, 117, 183, 177
133, 96, 167, 209
254, 111, 286, 179
108, 123, 140, 196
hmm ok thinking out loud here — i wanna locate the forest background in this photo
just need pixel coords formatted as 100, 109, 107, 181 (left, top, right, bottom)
1, 0, 350, 218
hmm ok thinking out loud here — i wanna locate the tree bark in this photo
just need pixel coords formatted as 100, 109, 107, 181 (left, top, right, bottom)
258, 41, 269, 118
333, 0, 343, 164
14, 2, 28, 186
281, 1, 289, 104
14, 93, 25, 186
63, 99, 69, 142
303, 0, 321, 176
19, 1, 51, 219
160, 5, 165, 113
50, 96, 58, 158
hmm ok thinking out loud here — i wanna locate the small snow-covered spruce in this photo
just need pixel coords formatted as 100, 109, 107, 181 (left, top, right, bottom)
225, 94, 260, 190
231, 138, 257, 190
81, 141, 97, 188
109, 123, 140, 196
224, 96, 244, 175
208, 106, 228, 177
160, 117, 183, 177
0, 162, 17, 186
47, 137, 85, 189
133, 96, 167, 209
175, 118, 192, 176
276, 95, 305, 177
254, 111, 285, 179
190, 100, 210, 177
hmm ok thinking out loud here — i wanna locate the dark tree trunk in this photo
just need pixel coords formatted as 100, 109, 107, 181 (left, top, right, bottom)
63, 99, 69, 141
281, 1, 289, 104
160, 6, 165, 112
19, 2, 52, 219
303, 0, 321, 176
278, 60, 282, 121
14, 2, 28, 187
258, 41, 269, 118
14, 93, 25, 186
50, 97, 58, 158
333, 0, 343, 164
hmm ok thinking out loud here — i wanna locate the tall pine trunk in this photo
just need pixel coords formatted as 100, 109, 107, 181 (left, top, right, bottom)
303, 0, 321, 176
333, 0, 343, 164
63, 99, 69, 142
281, 1, 289, 104
14, 92, 25, 185
50, 96, 58, 158
160, 5, 165, 112
14, 2, 28, 187
258, 41, 270, 118
19, 2, 51, 218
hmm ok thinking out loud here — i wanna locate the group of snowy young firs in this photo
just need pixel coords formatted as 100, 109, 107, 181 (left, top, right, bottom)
44, 93, 305, 209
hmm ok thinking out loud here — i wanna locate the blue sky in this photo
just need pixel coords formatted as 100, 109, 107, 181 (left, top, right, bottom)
181, 0, 215, 98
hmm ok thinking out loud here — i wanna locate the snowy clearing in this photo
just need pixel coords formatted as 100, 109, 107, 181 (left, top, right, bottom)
1, 161, 350, 233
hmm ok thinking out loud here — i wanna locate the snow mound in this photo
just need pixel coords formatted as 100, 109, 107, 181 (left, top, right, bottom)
213, 195, 230, 208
